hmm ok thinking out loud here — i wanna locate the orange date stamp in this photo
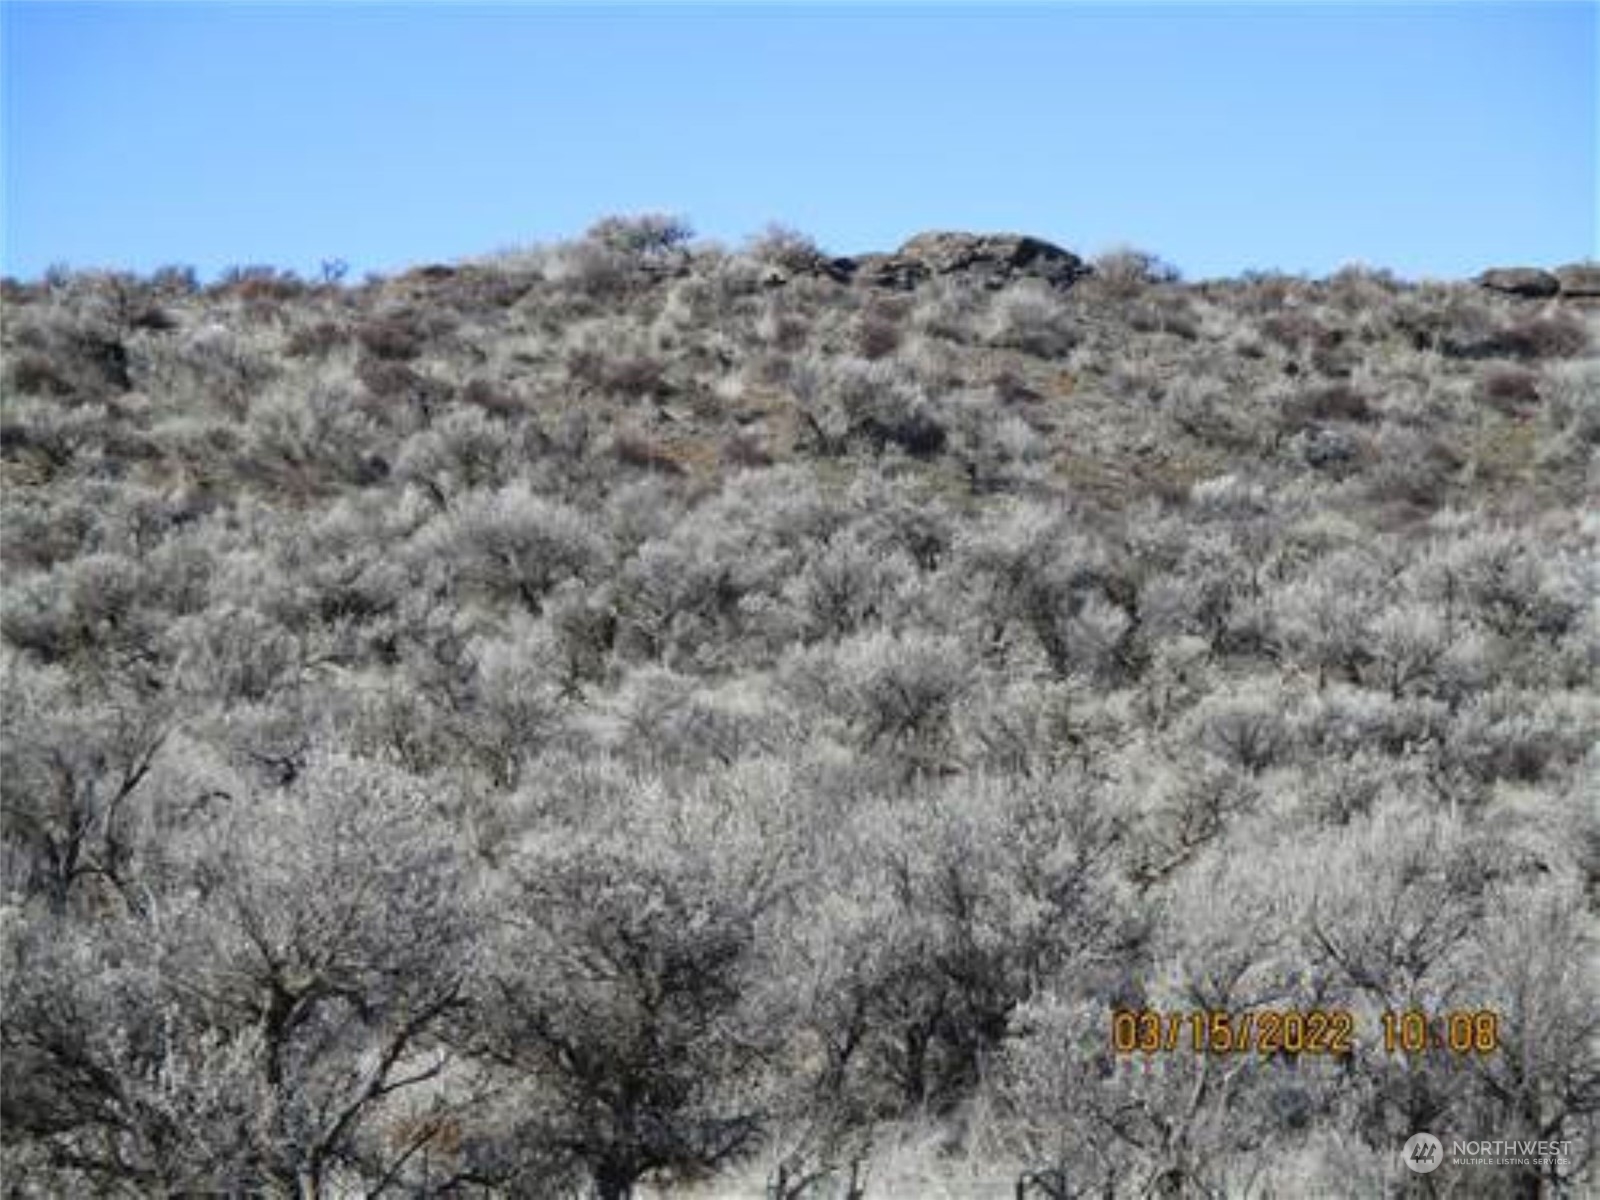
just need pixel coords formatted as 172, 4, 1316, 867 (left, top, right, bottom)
1111, 1009, 1503, 1056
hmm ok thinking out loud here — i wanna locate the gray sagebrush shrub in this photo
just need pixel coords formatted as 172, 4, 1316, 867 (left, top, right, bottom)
779, 525, 916, 644
1084, 246, 1182, 304
826, 355, 945, 459
352, 356, 453, 428
598, 667, 787, 771
2, 910, 270, 1195
1420, 526, 1585, 643
956, 677, 1084, 776
0, 656, 173, 913
909, 277, 988, 343
140, 321, 279, 419
218, 492, 414, 645
5, 307, 133, 401
1124, 755, 1261, 887
243, 378, 390, 489
1364, 424, 1461, 511
1142, 530, 1266, 658
983, 280, 1079, 358
1364, 601, 1453, 699
1270, 557, 1383, 686
614, 525, 761, 669
473, 781, 784, 1200
414, 482, 606, 615
821, 774, 1133, 1117
1180, 680, 1292, 774
394, 405, 515, 504
586, 212, 695, 261
1298, 803, 1492, 1005
1476, 363, 1543, 414
169, 603, 302, 706
853, 299, 906, 360
1483, 309, 1590, 362
1, 551, 158, 666
609, 473, 849, 669
744, 222, 830, 275
842, 470, 956, 572
943, 391, 1046, 491
566, 340, 672, 403
1288, 750, 1405, 826
995, 993, 1149, 1196
0, 487, 97, 573
5, 749, 476, 1196
783, 629, 973, 780
952, 501, 1101, 673
451, 616, 573, 786
1535, 359, 1600, 470
1444, 688, 1597, 788
1461, 888, 1600, 1196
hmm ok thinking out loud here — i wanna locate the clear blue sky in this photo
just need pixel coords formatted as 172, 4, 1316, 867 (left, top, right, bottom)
3, 1, 1594, 282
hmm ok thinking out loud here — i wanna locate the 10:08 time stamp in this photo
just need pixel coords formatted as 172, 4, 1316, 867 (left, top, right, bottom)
1111, 1008, 1502, 1056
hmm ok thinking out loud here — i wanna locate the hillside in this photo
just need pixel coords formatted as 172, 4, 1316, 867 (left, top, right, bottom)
2, 217, 1596, 1198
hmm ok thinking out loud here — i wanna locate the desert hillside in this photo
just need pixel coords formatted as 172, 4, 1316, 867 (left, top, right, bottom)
2, 218, 1596, 1198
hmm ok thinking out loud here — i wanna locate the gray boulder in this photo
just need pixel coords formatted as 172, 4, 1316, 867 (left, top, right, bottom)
1476, 267, 1560, 299
843, 253, 930, 291
830, 231, 1090, 292
1554, 263, 1600, 298
898, 231, 1090, 290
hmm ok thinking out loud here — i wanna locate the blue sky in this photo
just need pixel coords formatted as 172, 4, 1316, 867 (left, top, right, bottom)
3, 1, 1594, 282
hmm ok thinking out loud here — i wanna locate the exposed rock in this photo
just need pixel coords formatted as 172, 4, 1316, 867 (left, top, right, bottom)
819, 258, 859, 285
826, 232, 1089, 292
760, 256, 858, 287
1554, 263, 1600, 298
897, 231, 1089, 290
1295, 426, 1359, 472
1476, 267, 1560, 299
844, 253, 930, 292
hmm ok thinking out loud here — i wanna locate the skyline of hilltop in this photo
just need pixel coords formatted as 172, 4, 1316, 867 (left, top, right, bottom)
3, 1, 1593, 282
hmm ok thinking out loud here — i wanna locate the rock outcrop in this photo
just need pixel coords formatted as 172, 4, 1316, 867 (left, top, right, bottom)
898, 231, 1089, 288
844, 252, 930, 291
1554, 263, 1600, 299
1476, 267, 1560, 299
1476, 264, 1600, 302
823, 231, 1090, 292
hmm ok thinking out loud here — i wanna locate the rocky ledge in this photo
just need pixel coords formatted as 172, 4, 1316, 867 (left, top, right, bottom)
1477, 263, 1600, 302
807, 231, 1091, 292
